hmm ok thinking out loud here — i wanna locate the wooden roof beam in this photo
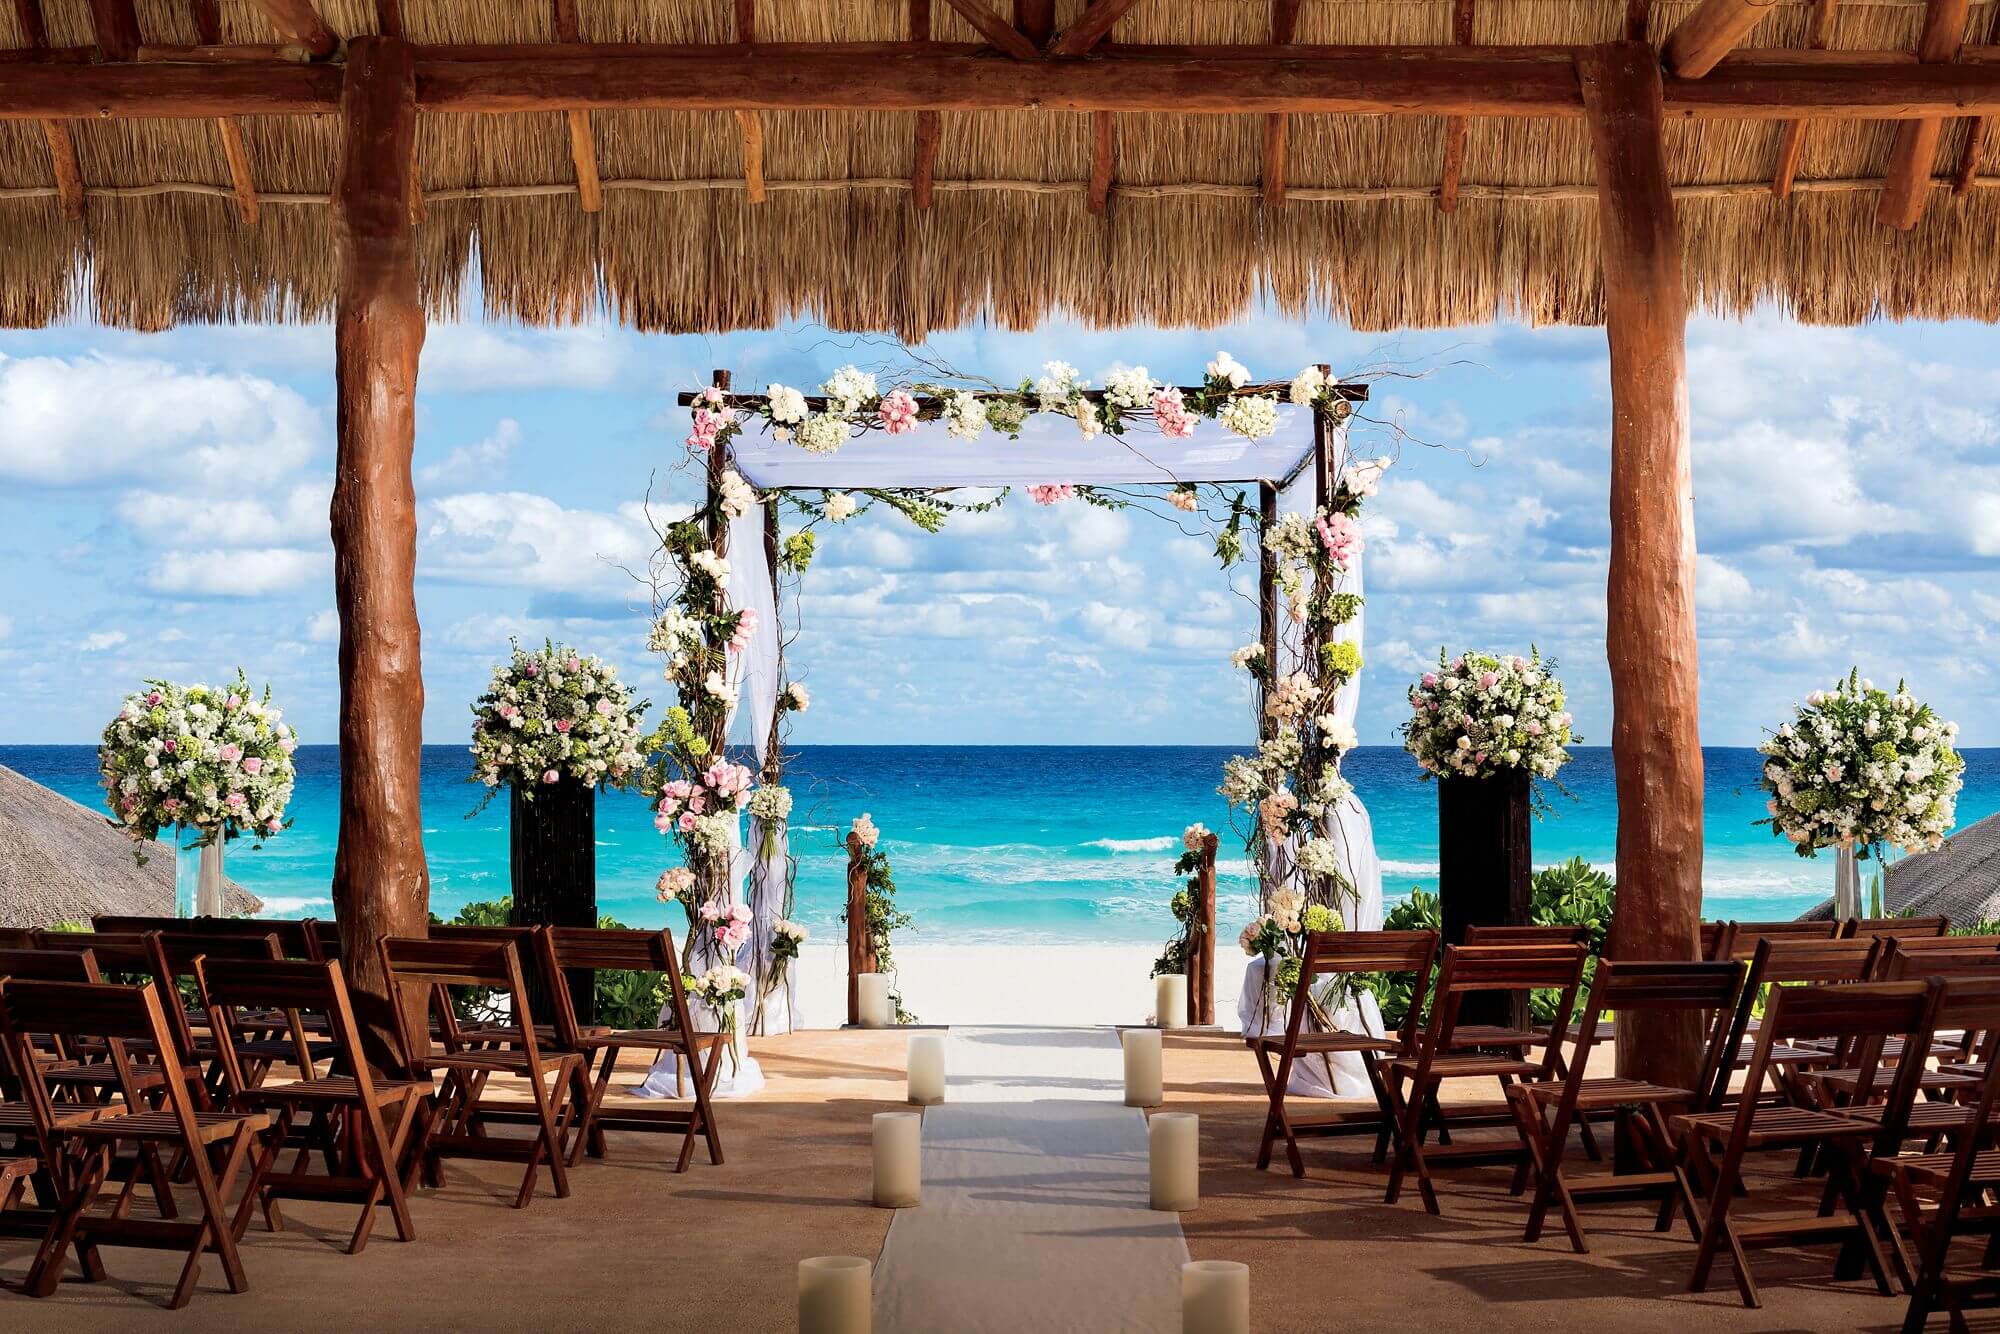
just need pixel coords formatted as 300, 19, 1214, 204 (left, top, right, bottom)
1663, 0, 1778, 79
1050, 0, 1147, 57
216, 116, 259, 222
1771, 0, 1835, 198
1014, 0, 1054, 47
89, 0, 141, 62
1437, 0, 1476, 213
1878, 0, 1972, 227
729, 0, 762, 206
17, 0, 81, 222
247, 0, 339, 61
1088, 109, 1115, 213
551, 0, 604, 215
910, 0, 939, 209
1262, 0, 1302, 207
941, 0, 1040, 59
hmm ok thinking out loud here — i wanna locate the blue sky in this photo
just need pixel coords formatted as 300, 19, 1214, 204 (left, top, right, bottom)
2, 310, 1997, 748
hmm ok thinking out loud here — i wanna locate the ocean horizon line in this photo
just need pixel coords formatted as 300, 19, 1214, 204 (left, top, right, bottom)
15, 741, 1997, 753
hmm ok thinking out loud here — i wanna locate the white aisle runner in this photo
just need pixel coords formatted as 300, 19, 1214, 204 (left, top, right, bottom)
871, 1027, 1189, 1334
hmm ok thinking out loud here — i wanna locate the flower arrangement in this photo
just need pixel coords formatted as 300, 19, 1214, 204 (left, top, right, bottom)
1759, 670, 1963, 859
99, 672, 298, 852
844, 815, 914, 1023
685, 962, 754, 1070
1153, 822, 1220, 981
470, 641, 647, 803
1402, 648, 1575, 783
1238, 891, 1345, 1006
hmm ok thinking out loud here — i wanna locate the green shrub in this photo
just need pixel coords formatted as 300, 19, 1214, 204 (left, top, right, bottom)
432, 895, 669, 1029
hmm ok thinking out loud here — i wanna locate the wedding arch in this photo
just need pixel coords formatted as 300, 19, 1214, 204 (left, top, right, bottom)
643, 358, 1385, 1042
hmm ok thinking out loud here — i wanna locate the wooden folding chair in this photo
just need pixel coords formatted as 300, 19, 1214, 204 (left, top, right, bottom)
29, 931, 216, 1123
0, 978, 268, 1308
1706, 936, 1886, 1110
1726, 919, 1844, 961
1847, 916, 1953, 941
1672, 978, 1944, 1309
541, 926, 727, 1170
198, 956, 423, 1253
94, 915, 324, 962
1702, 921, 1735, 961
1248, 929, 1437, 1177
1507, 958, 1746, 1253
1382, 943, 1586, 1214
380, 936, 583, 1208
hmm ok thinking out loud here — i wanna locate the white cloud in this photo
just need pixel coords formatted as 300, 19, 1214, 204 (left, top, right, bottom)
79, 630, 126, 652
1078, 600, 1152, 651
419, 419, 522, 487
306, 609, 340, 643
0, 352, 318, 488
419, 492, 660, 592
420, 325, 630, 391
118, 481, 330, 549
147, 548, 330, 597
1696, 555, 1756, 612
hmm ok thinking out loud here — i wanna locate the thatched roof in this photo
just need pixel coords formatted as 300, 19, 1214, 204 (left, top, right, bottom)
0, 762, 261, 928
1795, 812, 2000, 925
3, 0, 1997, 336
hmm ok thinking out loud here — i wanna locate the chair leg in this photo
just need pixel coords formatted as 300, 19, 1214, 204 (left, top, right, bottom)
26, 1145, 110, 1298
684, 1038, 727, 1171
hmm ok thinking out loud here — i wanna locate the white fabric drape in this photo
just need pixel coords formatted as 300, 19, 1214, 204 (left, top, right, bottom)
1239, 454, 1385, 1099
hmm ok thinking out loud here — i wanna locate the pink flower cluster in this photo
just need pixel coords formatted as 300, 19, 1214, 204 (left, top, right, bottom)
1027, 484, 1076, 506
656, 866, 697, 904
878, 389, 919, 435
1152, 387, 1196, 439
728, 607, 758, 653
685, 389, 731, 453
1314, 511, 1363, 566
700, 899, 755, 952
704, 760, 754, 804
653, 760, 754, 833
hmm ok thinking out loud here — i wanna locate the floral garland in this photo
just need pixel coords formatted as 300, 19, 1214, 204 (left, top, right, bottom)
468, 640, 647, 805
844, 813, 916, 1024
1759, 670, 1963, 859
1402, 648, 1576, 784
1240, 891, 1346, 1003
99, 672, 298, 853
1152, 823, 1216, 980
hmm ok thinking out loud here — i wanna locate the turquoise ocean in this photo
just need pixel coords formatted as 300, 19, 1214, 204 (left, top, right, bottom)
9, 745, 1998, 945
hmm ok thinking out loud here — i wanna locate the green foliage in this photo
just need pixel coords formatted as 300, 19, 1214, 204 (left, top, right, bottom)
430, 896, 668, 1029
847, 847, 918, 1023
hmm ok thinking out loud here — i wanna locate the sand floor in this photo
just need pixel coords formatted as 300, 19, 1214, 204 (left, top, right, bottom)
0, 1028, 1969, 1332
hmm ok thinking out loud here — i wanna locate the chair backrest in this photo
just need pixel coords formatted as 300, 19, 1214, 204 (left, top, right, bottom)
379, 936, 545, 1069
1700, 921, 1732, 961
196, 956, 379, 1095
0, 927, 41, 950
1289, 929, 1438, 1052
539, 926, 687, 1046
1844, 915, 1950, 940
154, 930, 284, 976
429, 924, 575, 1041
1416, 943, 1586, 1078
1883, 941, 2000, 982
1463, 924, 1591, 948
311, 919, 342, 959
0, 947, 101, 983
1877, 933, 2000, 956
94, 914, 323, 961
1725, 918, 1841, 960
1910, 979, 2000, 1275
31, 929, 199, 1061
0, 978, 198, 1141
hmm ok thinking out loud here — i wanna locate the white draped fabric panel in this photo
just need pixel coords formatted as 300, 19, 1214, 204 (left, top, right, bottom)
1237, 453, 1387, 1099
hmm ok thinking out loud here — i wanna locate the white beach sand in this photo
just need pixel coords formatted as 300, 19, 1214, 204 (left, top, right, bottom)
791, 942, 1254, 1029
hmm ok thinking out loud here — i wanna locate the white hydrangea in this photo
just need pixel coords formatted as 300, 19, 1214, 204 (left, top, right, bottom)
717, 469, 755, 521
1219, 394, 1280, 440
766, 384, 808, 424
1035, 360, 1082, 411
1343, 455, 1392, 498
1103, 365, 1156, 410
1072, 398, 1102, 440
1288, 365, 1327, 406
825, 491, 857, 522
690, 550, 730, 581
796, 411, 848, 454
1206, 351, 1251, 388
944, 391, 989, 440
822, 366, 877, 414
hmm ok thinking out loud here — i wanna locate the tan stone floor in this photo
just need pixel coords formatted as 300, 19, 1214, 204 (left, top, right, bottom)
0, 1028, 1978, 1332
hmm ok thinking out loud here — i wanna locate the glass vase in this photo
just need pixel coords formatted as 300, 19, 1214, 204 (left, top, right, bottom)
174, 829, 225, 918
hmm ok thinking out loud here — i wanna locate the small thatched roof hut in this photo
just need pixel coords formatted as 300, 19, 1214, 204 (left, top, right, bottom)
0, 763, 262, 928
1796, 813, 2000, 924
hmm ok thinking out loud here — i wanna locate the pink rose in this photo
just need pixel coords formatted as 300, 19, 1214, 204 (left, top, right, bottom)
595, 696, 615, 716
242, 756, 263, 775
163, 738, 176, 753
1152, 387, 1196, 439
219, 743, 242, 764
878, 389, 919, 435
280, 738, 296, 753
678, 812, 697, 832
689, 792, 707, 814
555, 719, 572, 733
524, 662, 539, 676
146, 691, 162, 706
225, 791, 247, 808
1479, 672, 1499, 691
542, 768, 559, 784
567, 657, 581, 671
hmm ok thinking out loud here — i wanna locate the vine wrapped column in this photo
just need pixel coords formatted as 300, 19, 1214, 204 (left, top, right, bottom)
844, 829, 878, 1026
329, 35, 430, 1074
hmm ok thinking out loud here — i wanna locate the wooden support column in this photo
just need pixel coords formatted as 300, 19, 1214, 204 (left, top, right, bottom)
1261, 0, 1300, 206
330, 34, 430, 1076
1878, 0, 1971, 228
1189, 831, 1219, 1026
1257, 479, 1281, 912
1437, 0, 1475, 212
1772, 0, 1836, 199
910, 0, 940, 209
1580, 43, 1705, 1093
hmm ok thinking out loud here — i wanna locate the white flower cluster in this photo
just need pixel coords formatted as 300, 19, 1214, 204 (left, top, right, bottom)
1296, 837, 1348, 886
822, 366, 878, 415
648, 608, 701, 675
1288, 366, 1327, 406
767, 384, 808, 425
796, 412, 848, 454
1228, 642, 1266, 672
1218, 393, 1280, 441
1343, 455, 1392, 498
770, 917, 810, 962
686, 963, 752, 1013
1403, 649, 1574, 781
690, 549, 729, 582
824, 491, 857, 522
781, 681, 812, 711
1182, 822, 1212, 853
469, 642, 646, 792
944, 391, 988, 440
1035, 360, 1084, 411
101, 674, 298, 847
1206, 351, 1251, 388
1264, 671, 1322, 725
1104, 365, 1157, 410
1759, 672, 1964, 857
718, 469, 756, 521
747, 783, 793, 824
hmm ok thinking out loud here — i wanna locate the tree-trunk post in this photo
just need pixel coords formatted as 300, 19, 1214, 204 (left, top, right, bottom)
1437, 771, 1533, 1030
329, 34, 430, 1076
1583, 42, 1706, 1093
510, 780, 598, 1025
695, 370, 735, 916
1256, 479, 1281, 911
845, 829, 875, 1027
1191, 831, 1219, 1026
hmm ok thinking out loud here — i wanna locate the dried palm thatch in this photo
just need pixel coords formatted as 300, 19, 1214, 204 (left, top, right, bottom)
0, 763, 262, 928
2, 0, 1997, 336
1797, 811, 2000, 924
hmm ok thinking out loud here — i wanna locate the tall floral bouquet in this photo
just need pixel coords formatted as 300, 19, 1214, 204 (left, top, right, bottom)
1239, 889, 1347, 1028
1759, 671, 1963, 861
685, 963, 753, 1072
1402, 649, 1575, 783
99, 672, 298, 853
469, 641, 646, 806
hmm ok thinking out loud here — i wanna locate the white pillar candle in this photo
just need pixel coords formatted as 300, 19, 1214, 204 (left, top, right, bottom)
1155, 973, 1187, 1030
1181, 1260, 1249, 1334
1149, 1112, 1199, 1212
798, 1256, 872, 1334
858, 973, 893, 1029
1122, 1028, 1163, 1108
907, 1033, 946, 1106
873, 1111, 922, 1208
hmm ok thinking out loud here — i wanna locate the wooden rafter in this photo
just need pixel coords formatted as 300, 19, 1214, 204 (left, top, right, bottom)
1261, 0, 1302, 206
88, 0, 141, 62
1878, 0, 1972, 227
910, 0, 939, 210
216, 117, 260, 222
375, 0, 403, 38
14, 50, 2000, 121
551, 0, 604, 215
940, 0, 1040, 59
734, 110, 765, 204
11, 0, 45, 47
1624, 0, 1654, 42
1437, 0, 1476, 213
1088, 110, 1115, 213
1050, 0, 1147, 57
248, 0, 338, 60
1956, 8, 2000, 194
1662, 0, 1776, 79
1014, 0, 1055, 47
1771, 0, 1835, 198
16, 0, 80, 222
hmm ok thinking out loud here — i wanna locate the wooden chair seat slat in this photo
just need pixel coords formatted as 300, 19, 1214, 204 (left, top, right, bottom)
0, 1101, 99, 1130
1846, 1100, 1979, 1131
1388, 1053, 1541, 1078
70, 1109, 271, 1144
1247, 1032, 1401, 1055
237, 1076, 429, 1107
575, 1026, 723, 1048
1877, 1150, 2000, 1187
1674, 1105, 1878, 1145
1815, 1066, 1980, 1095
1521, 1077, 1693, 1109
